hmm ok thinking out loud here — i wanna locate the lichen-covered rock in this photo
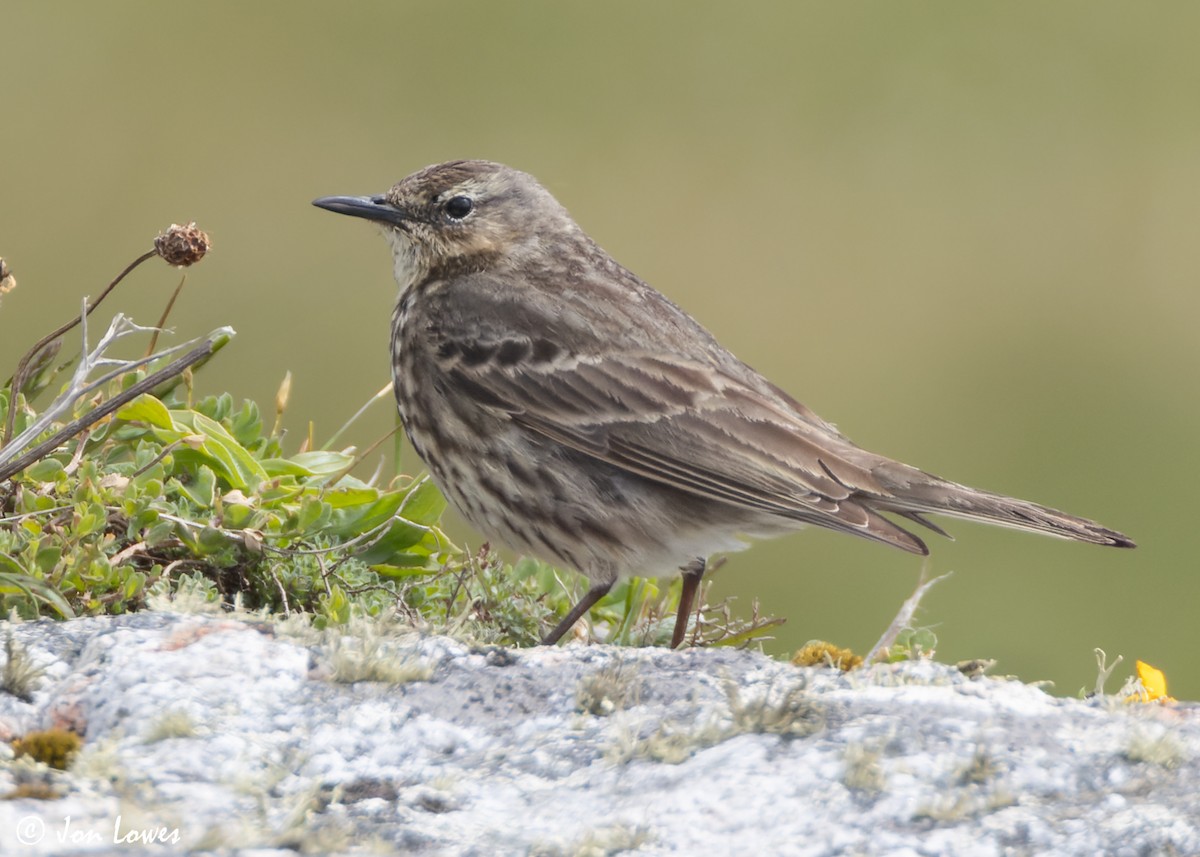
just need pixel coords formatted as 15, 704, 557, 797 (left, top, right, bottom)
0, 613, 1196, 856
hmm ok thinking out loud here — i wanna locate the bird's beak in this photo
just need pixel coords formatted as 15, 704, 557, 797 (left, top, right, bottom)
312, 194, 412, 227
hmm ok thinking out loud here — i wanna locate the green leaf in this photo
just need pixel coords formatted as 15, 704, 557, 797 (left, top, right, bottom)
144, 519, 175, 545
117, 395, 177, 430
288, 450, 357, 478
355, 519, 432, 564
227, 400, 263, 448
294, 495, 329, 533
320, 585, 351, 624
395, 478, 447, 526
910, 628, 938, 653
324, 486, 381, 509
221, 502, 256, 530
0, 553, 29, 578
24, 458, 65, 482
325, 487, 396, 539
172, 411, 268, 491
371, 561, 440, 578
175, 466, 218, 509
34, 546, 62, 575
260, 458, 316, 478
710, 618, 787, 648
0, 569, 75, 618
74, 503, 107, 537
122, 571, 146, 601
196, 526, 231, 555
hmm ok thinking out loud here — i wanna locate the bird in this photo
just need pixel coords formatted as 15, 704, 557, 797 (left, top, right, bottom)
313, 160, 1134, 648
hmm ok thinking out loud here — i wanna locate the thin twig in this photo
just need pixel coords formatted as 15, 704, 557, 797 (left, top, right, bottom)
319, 422, 404, 492
145, 272, 187, 356
0, 336, 222, 482
3, 249, 158, 446
1, 313, 230, 473
323, 382, 393, 451
865, 569, 953, 665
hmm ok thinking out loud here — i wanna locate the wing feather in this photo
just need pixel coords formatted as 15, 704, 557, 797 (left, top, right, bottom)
444, 349, 928, 554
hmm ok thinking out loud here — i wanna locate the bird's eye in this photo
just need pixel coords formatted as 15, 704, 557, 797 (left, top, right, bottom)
444, 196, 473, 220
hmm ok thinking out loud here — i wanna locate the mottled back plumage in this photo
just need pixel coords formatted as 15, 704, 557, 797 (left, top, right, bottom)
314, 160, 1134, 646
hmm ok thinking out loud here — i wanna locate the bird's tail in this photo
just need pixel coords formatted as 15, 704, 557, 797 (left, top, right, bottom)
870, 462, 1136, 549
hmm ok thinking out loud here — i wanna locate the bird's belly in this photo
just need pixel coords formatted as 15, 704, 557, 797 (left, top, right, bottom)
398, 397, 765, 584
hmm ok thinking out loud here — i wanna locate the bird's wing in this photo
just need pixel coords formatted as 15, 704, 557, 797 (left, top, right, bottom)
444, 347, 929, 554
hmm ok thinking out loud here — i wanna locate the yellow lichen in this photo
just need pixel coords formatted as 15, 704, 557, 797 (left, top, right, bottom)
791, 641, 863, 671
11, 729, 82, 770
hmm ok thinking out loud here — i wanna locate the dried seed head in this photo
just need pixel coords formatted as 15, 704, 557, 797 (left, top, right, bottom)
154, 222, 211, 267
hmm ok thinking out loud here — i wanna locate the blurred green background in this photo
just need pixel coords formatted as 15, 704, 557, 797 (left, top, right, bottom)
3, 3, 1196, 697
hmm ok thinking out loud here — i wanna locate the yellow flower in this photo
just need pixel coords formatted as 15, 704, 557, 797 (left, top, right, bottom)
1129, 660, 1175, 703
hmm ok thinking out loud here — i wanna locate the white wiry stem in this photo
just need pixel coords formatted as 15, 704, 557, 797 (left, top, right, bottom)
0, 303, 232, 471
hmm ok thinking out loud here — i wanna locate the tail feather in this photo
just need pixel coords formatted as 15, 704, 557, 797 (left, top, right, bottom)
891, 509, 955, 541
871, 465, 1136, 549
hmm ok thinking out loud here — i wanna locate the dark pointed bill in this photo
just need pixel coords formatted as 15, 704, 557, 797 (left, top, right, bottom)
312, 194, 410, 226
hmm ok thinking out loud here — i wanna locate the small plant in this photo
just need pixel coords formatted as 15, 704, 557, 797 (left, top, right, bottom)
12, 728, 82, 770
576, 660, 638, 716
842, 742, 885, 793
864, 571, 949, 664
610, 716, 730, 766
318, 618, 433, 685
2, 633, 44, 702
957, 748, 1000, 786
725, 676, 826, 738
877, 627, 939, 663
1087, 647, 1125, 697
1123, 727, 1188, 769
143, 709, 200, 743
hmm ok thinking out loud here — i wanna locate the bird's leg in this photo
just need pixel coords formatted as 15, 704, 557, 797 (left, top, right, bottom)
671, 557, 707, 649
542, 579, 614, 645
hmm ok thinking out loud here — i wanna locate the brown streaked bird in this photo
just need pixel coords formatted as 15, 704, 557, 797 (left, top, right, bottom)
313, 160, 1134, 648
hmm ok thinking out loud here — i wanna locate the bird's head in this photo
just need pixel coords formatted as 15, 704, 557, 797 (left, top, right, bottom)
314, 160, 578, 288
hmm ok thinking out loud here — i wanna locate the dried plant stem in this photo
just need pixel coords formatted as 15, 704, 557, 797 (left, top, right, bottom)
145, 272, 188, 356
865, 569, 952, 665
3, 248, 158, 446
0, 335, 221, 482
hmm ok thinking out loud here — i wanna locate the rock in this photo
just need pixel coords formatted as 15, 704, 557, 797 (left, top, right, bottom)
0, 612, 1196, 855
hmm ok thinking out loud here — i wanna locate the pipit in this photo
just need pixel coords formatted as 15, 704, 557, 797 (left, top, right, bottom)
314, 160, 1134, 647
